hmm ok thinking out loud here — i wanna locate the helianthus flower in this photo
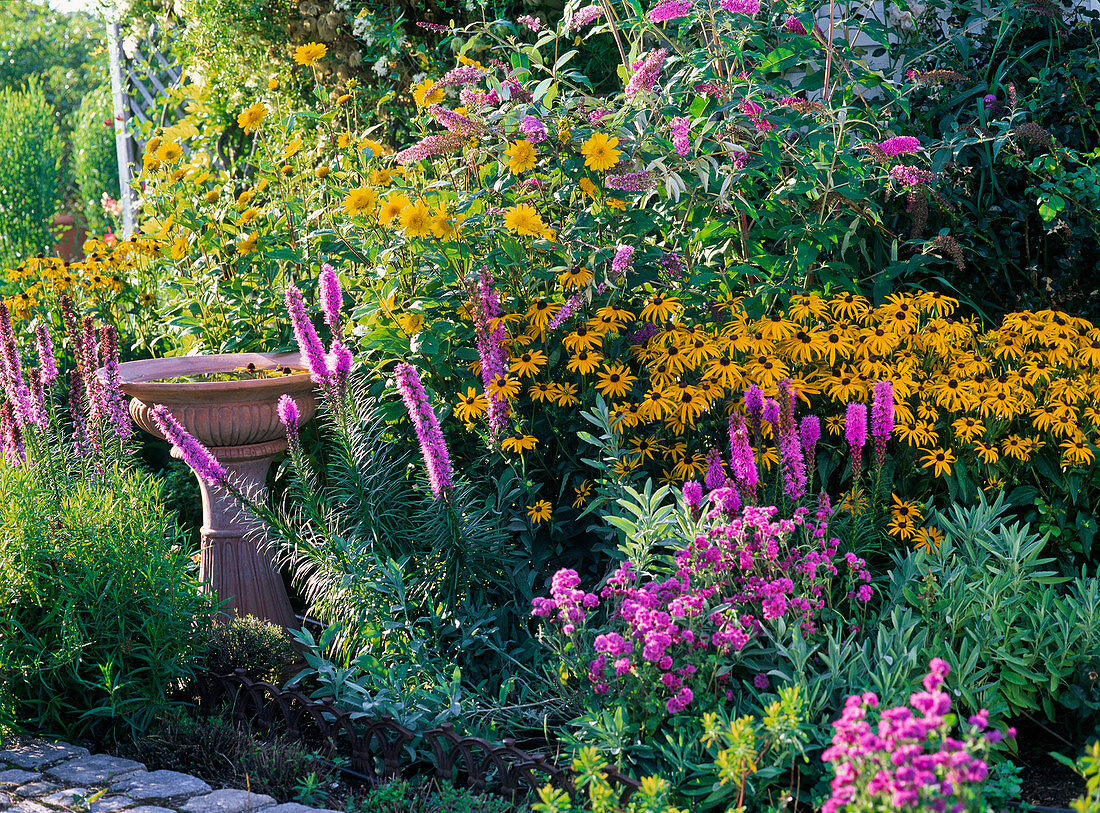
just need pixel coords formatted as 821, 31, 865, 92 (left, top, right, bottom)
527, 500, 553, 523
578, 177, 598, 198
379, 193, 411, 226
236, 232, 258, 255
919, 447, 955, 478
412, 79, 445, 108
294, 42, 328, 66
504, 140, 538, 174
343, 186, 378, 217
596, 364, 636, 398
235, 207, 261, 227
511, 350, 548, 378
237, 103, 268, 133
399, 199, 434, 238
455, 387, 488, 422
581, 133, 621, 171
504, 204, 546, 236
502, 434, 539, 455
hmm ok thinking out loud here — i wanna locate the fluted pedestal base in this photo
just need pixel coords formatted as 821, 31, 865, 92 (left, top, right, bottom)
178, 438, 298, 630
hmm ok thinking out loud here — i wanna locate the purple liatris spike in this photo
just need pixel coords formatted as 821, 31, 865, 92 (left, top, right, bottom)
744, 385, 764, 422
277, 394, 301, 450
394, 362, 453, 501
0, 401, 24, 466
777, 422, 807, 501
871, 379, 895, 441
27, 368, 48, 431
0, 302, 29, 425
728, 413, 759, 495
778, 378, 797, 435
845, 401, 868, 481
762, 398, 780, 426
682, 479, 702, 518
99, 324, 133, 440
152, 404, 230, 487
35, 325, 57, 387
285, 284, 331, 389
473, 271, 510, 437
69, 369, 88, 455
328, 340, 354, 391
704, 447, 727, 490
800, 415, 820, 457
319, 263, 344, 338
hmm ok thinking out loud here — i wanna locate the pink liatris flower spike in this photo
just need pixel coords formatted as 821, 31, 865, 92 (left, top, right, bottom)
394, 362, 454, 502
152, 404, 229, 487
319, 263, 344, 337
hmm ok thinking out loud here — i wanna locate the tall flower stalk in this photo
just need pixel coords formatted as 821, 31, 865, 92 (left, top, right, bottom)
394, 362, 454, 502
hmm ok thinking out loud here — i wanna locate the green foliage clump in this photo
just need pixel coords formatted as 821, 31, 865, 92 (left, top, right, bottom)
201, 614, 300, 684
71, 84, 123, 237
0, 79, 66, 268
359, 778, 519, 813
0, 462, 214, 741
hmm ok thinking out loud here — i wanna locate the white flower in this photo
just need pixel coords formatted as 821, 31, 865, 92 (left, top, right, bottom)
372, 56, 389, 76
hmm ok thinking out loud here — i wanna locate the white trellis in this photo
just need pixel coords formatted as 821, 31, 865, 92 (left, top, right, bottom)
107, 15, 183, 238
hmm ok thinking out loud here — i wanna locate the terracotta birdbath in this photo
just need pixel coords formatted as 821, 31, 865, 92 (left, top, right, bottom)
115, 352, 317, 629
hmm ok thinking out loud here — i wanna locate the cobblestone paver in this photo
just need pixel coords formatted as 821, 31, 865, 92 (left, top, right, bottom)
0, 740, 339, 813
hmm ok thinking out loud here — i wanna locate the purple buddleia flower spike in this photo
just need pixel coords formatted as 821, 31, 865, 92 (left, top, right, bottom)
285, 284, 332, 390
394, 362, 453, 501
152, 404, 229, 487
319, 263, 344, 338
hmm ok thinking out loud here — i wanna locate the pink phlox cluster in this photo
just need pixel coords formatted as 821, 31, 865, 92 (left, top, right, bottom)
625, 49, 668, 100
647, 0, 692, 23
669, 116, 691, 156
823, 659, 1004, 813
531, 569, 599, 637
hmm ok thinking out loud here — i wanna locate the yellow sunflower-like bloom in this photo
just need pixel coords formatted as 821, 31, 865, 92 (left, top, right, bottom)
526, 500, 553, 524
237, 103, 268, 133
294, 42, 328, 66
454, 387, 487, 422
504, 140, 538, 174
581, 133, 621, 171
343, 186, 378, 217
504, 204, 546, 236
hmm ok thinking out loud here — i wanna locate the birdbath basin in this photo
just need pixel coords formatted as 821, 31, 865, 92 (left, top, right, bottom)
116, 352, 317, 629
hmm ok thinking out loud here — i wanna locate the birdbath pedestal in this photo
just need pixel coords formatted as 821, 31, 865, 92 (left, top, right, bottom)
116, 352, 317, 629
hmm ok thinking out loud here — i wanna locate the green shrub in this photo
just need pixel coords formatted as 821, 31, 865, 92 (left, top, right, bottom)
358, 778, 519, 813
0, 78, 66, 269
0, 462, 215, 741
72, 84, 122, 237
201, 615, 300, 684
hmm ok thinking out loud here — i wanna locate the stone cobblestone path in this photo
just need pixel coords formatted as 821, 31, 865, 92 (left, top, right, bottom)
0, 740, 340, 813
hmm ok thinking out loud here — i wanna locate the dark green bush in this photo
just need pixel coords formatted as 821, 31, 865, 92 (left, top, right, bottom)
71, 84, 122, 237
201, 615, 301, 684
0, 463, 214, 741
0, 78, 66, 268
